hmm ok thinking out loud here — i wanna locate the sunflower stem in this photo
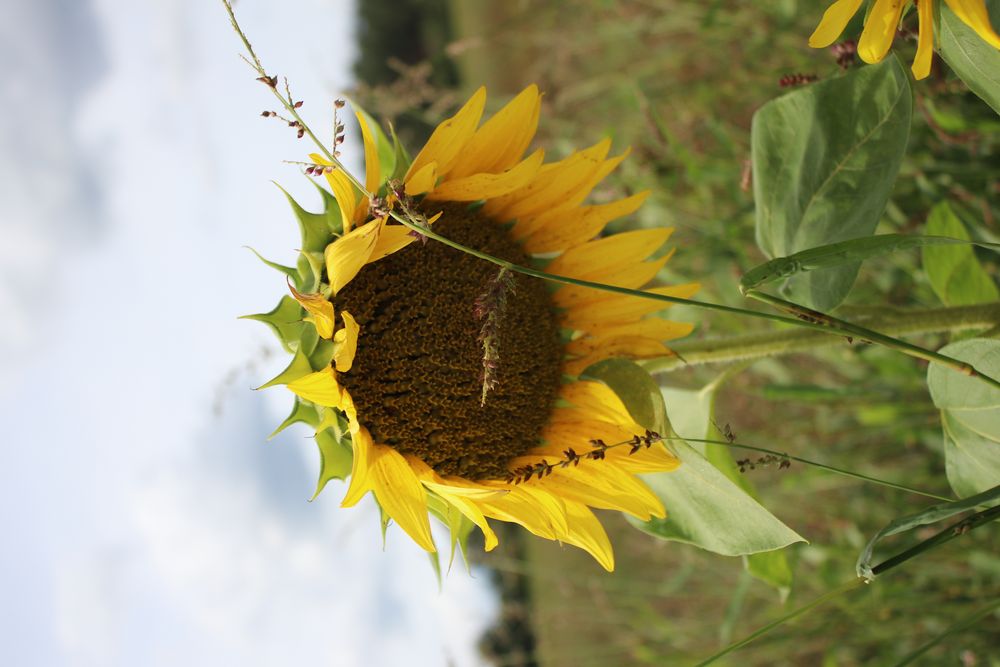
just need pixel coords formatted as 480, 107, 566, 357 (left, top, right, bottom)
644, 303, 1000, 371
744, 289, 1000, 391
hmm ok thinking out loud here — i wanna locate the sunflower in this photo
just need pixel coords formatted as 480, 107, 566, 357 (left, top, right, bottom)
809, 0, 1000, 79
260, 86, 697, 571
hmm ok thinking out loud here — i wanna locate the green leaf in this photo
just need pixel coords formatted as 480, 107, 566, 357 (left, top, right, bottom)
856, 483, 1000, 580
636, 439, 806, 557
928, 339, 1000, 496
942, 412, 1000, 498
311, 425, 353, 500
751, 56, 912, 310
922, 202, 998, 306
660, 385, 800, 593
582, 358, 670, 435
240, 295, 305, 354
740, 233, 1000, 293
939, 0, 1000, 116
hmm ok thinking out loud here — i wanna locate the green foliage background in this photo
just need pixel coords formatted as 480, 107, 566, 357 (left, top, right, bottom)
350, 1, 1000, 664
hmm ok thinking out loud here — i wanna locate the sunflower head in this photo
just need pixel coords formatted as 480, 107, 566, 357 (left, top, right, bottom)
248, 86, 697, 571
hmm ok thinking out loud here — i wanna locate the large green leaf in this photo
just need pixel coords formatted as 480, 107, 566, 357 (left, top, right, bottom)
928, 339, 1000, 497
939, 0, 1000, 116
751, 57, 912, 310
586, 359, 805, 562
922, 202, 998, 306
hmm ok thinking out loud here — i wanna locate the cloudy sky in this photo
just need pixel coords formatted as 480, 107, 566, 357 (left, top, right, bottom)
0, 1, 498, 665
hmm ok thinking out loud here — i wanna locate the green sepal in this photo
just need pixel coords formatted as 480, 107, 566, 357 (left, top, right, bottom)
240, 296, 305, 354
427, 493, 476, 574
256, 345, 314, 390
311, 421, 353, 500
297, 250, 326, 294
309, 338, 334, 370
276, 182, 338, 254
298, 319, 320, 358
352, 103, 397, 186
310, 180, 345, 235
245, 246, 300, 289
389, 121, 412, 182
269, 399, 320, 440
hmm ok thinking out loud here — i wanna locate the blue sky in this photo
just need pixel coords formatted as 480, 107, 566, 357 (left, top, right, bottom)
0, 1, 498, 664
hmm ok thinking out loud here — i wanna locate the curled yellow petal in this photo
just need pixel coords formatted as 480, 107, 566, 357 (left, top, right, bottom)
857, 0, 907, 64
560, 501, 615, 572
808, 0, 864, 48
333, 311, 360, 372
944, 0, 1000, 48
288, 284, 335, 339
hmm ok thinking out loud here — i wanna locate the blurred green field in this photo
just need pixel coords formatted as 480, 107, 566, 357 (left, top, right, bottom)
353, 1, 1000, 665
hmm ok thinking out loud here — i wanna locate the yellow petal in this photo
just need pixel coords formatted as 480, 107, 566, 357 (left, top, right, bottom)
406, 87, 487, 181
561, 283, 700, 330
477, 485, 567, 540
426, 149, 545, 201
325, 219, 382, 294
560, 501, 615, 572
447, 85, 542, 179
404, 162, 438, 196
546, 228, 674, 279
582, 318, 695, 344
564, 337, 674, 376
808, 0, 864, 48
521, 191, 650, 254
913, 0, 935, 79
552, 252, 673, 309
944, 0, 1000, 48
370, 220, 416, 262
858, 0, 907, 64
333, 311, 360, 372
287, 366, 343, 408
559, 381, 637, 426
311, 153, 358, 233
483, 139, 612, 221
356, 111, 382, 194
517, 461, 664, 521
342, 426, 376, 507
288, 284, 335, 339
370, 449, 436, 552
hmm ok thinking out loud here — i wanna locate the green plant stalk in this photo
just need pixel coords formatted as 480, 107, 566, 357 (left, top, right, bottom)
745, 289, 1000, 390
870, 503, 1000, 577
222, 0, 1000, 392
644, 302, 1000, 372
694, 578, 865, 667
676, 437, 951, 502
890, 597, 1000, 666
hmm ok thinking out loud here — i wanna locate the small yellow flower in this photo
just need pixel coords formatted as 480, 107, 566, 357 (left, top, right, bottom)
273, 86, 697, 570
809, 0, 1000, 79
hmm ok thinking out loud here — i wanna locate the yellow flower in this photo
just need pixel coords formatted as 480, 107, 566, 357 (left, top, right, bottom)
809, 0, 1000, 79
283, 86, 697, 571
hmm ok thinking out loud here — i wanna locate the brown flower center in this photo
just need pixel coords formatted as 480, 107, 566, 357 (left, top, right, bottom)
335, 203, 563, 479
